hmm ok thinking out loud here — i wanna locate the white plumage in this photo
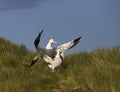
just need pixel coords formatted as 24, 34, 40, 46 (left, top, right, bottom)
44, 49, 63, 72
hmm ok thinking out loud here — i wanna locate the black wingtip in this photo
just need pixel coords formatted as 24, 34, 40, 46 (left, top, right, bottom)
34, 30, 44, 47
40, 30, 44, 35
30, 59, 38, 67
74, 37, 82, 42
38, 30, 44, 38
72, 36, 82, 46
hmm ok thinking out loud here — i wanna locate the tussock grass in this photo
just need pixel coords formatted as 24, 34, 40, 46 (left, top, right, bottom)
0, 37, 120, 92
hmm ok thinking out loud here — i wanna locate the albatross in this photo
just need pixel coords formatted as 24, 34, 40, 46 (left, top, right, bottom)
44, 49, 63, 72
30, 30, 82, 68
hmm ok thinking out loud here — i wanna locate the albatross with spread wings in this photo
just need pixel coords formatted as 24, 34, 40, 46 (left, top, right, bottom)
30, 30, 81, 71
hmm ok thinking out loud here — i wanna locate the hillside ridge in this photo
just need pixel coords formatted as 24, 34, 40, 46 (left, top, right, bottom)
0, 37, 120, 92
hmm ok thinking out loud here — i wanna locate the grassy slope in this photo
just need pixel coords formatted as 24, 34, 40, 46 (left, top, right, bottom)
0, 37, 120, 92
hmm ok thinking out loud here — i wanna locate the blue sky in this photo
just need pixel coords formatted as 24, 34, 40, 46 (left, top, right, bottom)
0, 0, 120, 53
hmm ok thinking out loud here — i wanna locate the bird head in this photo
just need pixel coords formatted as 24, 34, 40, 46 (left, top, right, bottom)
49, 39, 57, 44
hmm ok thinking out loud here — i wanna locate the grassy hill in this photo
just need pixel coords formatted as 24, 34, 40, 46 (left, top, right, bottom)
0, 37, 120, 92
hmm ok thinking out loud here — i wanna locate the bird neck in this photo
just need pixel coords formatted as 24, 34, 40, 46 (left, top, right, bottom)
56, 50, 63, 61
46, 42, 52, 49
55, 50, 60, 58
59, 52, 63, 61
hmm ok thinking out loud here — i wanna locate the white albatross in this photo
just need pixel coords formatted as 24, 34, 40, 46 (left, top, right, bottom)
44, 49, 63, 72
30, 30, 82, 68
44, 38, 65, 62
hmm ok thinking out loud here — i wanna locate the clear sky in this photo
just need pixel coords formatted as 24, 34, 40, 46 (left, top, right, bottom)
0, 0, 120, 53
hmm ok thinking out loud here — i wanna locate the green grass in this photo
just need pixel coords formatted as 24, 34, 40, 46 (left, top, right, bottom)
0, 37, 120, 92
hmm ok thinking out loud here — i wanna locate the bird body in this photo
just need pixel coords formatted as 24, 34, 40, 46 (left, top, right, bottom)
46, 49, 63, 72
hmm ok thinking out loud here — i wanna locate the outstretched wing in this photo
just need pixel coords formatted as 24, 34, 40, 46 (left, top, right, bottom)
57, 37, 81, 51
30, 30, 43, 67
34, 30, 43, 50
